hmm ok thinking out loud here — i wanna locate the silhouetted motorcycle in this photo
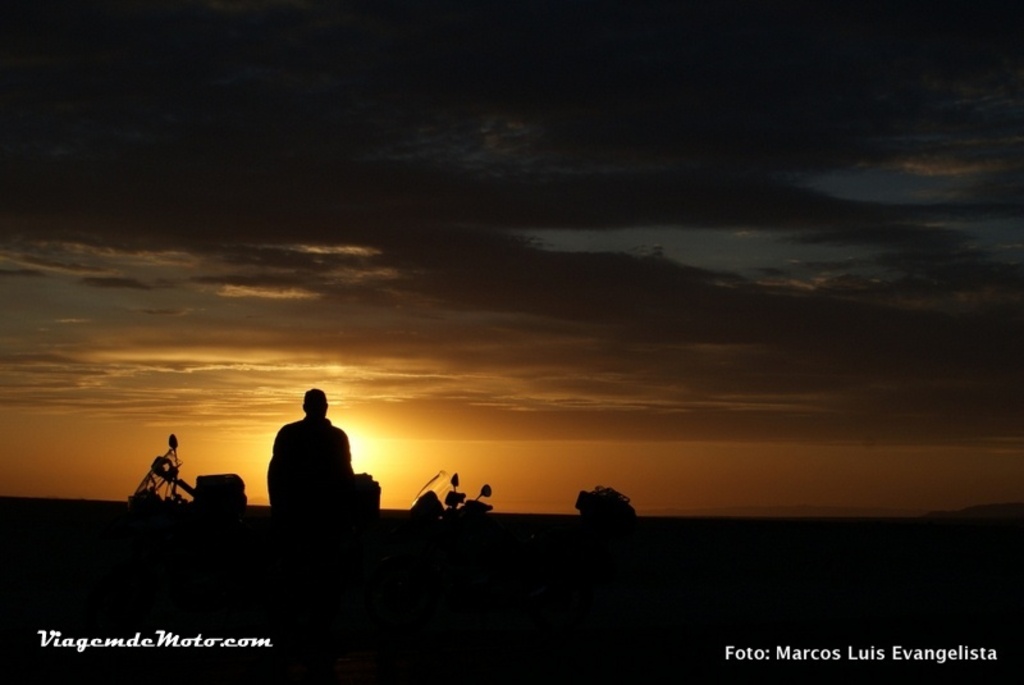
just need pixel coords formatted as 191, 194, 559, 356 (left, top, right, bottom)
86, 434, 262, 631
364, 471, 623, 631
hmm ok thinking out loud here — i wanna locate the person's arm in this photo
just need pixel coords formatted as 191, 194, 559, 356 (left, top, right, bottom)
338, 430, 354, 480
268, 429, 291, 514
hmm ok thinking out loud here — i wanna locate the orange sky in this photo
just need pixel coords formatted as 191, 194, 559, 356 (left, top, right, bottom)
2, 3, 1023, 516
3, 394, 1022, 516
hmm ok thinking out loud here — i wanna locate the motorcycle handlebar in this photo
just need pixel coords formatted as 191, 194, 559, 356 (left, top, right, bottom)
462, 499, 493, 514
150, 456, 196, 497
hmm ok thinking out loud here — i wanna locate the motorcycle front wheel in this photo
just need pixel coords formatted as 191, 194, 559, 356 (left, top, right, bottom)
364, 555, 439, 631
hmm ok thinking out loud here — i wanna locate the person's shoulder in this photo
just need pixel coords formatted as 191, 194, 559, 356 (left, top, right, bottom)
274, 419, 306, 440
321, 418, 346, 433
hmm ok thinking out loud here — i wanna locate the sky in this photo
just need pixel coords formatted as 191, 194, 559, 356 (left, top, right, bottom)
2, 1, 1023, 515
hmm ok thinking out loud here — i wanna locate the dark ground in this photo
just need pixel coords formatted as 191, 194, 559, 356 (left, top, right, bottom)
2, 497, 1024, 683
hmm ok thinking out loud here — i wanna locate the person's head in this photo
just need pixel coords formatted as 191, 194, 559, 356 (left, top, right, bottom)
302, 388, 329, 419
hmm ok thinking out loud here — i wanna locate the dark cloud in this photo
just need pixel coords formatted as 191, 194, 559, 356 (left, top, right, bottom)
138, 308, 189, 316
2, 1, 1023, 445
4, 2, 1021, 225
80, 276, 153, 290
0, 268, 44, 278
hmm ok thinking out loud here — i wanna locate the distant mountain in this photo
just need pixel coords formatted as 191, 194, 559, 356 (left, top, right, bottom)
924, 502, 1024, 519
647, 505, 924, 519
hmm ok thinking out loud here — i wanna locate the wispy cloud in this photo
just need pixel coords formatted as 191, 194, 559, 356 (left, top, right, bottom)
216, 284, 319, 299
1, 0, 1022, 448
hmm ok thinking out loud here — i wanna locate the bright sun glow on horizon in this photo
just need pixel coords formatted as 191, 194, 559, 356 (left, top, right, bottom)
3, 2, 1024, 529
2, 254, 1023, 517
4, 394, 1023, 517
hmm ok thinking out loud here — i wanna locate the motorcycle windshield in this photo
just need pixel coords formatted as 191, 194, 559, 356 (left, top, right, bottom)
412, 470, 452, 508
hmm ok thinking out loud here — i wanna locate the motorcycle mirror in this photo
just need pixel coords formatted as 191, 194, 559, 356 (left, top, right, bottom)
479, 484, 492, 499
451, 473, 459, 489
168, 434, 178, 450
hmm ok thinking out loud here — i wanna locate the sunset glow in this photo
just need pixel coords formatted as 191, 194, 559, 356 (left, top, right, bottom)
2, 2, 1023, 516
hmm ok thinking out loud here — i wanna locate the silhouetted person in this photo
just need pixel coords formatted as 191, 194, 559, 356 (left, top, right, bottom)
267, 389, 355, 682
